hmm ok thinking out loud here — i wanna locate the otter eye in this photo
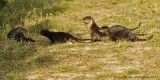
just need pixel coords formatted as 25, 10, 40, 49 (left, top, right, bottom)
83, 18, 86, 20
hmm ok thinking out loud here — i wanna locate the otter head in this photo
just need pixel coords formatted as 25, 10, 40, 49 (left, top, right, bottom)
83, 16, 98, 33
99, 26, 110, 35
83, 16, 94, 24
40, 29, 50, 36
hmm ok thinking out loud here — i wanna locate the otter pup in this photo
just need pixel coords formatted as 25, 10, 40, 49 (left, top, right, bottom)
83, 16, 108, 42
40, 29, 91, 43
7, 27, 35, 42
99, 23, 148, 42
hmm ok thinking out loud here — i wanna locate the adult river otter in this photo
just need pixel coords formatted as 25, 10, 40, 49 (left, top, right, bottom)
99, 23, 151, 42
40, 29, 91, 43
83, 16, 108, 42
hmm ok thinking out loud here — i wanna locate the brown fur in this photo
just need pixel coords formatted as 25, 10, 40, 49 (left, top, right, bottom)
83, 16, 108, 42
99, 23, 151, 42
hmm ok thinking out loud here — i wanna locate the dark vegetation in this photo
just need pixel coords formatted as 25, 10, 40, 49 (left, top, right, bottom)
0, 0, 68, 79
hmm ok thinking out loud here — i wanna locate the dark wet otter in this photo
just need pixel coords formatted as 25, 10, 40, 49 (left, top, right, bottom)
7, 27, 26, 38
40, 29, 91, 43
83, 16, 108, 42
99, 23, 150, 42
7, 27, 35, 42
14, 33, 35, 42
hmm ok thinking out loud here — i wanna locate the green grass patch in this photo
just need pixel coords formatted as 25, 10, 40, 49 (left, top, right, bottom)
118, 69, 139, 78
0, 0, 160, 79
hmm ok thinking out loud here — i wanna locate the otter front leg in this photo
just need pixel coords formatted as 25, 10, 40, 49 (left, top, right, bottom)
91, 33, 99, 42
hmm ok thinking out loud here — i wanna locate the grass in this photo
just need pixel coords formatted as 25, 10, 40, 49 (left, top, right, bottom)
0, 0, 160, 80
119, 69, 140, 78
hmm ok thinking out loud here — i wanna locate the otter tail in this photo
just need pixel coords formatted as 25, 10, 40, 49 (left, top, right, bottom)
130, 22, 142, 31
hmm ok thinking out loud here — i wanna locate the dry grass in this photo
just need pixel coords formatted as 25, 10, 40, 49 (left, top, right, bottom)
1, 0, 160, 80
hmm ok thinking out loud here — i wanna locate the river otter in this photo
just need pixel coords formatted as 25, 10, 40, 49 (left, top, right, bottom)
99, 23, 149, 42
7, 27, 35, 42
83, 16, 108, 42
40, 29, 91, 43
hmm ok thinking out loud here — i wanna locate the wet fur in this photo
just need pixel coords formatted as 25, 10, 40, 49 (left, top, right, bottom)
40, 29, 91, 43
7, 27, 35, 42
99, 23, 150, 42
